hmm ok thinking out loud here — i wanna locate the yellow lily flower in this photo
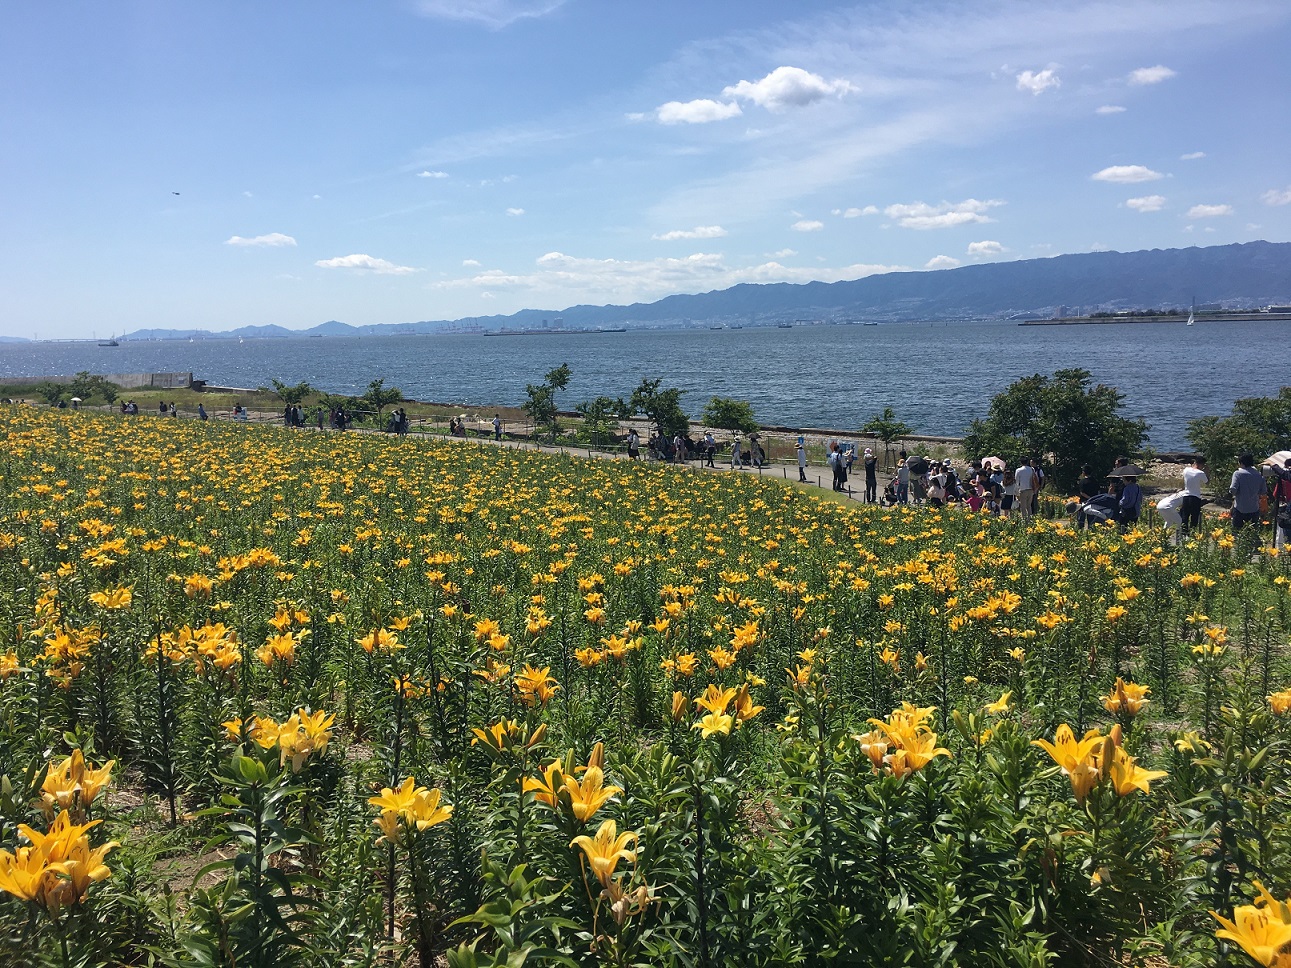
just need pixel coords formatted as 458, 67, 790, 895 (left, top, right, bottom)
570, 819, 638, 887
562, 763, 621, 823
692, 712, 734, 739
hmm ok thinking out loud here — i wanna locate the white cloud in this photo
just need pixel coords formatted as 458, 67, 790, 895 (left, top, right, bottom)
311, 194, 322, 201
418, 170, 449, 178
925, 255, 961, 269
722, 66, 855, 112
224, 233, 297, 247
652, 225, 728, 241
840, 205, 879, 218
1015, 68, 1060, 95
791, 219, 824, 232
1262, 186, 1291, 206
1095, 104, 1126, 115
1128, 64, 1177, 85
1125, 195, 1166, 212
462, 259, 482, 267
506, 207, 525, 216
1187, 203, 1233, 218
314, 253, 418, 275
242, 190, 253, 198
1180, 151, 1206, 160
414, 0, 565, 29
1091, 165, 1164, 183
656, 99, 742, 125
769, 248, 797, 258
967, 240, 1004, 256
432, 250, 906, 300
883, 198, 1004, 230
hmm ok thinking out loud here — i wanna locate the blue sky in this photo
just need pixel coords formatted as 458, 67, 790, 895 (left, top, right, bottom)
2, 0, 1290, 339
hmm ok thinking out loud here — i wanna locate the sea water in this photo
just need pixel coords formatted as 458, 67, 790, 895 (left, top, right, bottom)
1, 320, 1284, 450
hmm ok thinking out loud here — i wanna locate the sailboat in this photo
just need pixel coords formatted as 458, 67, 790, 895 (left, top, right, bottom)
1186, 299, 1195, 326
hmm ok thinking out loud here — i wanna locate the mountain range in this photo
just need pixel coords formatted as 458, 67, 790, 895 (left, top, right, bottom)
104, 240, 1291, 341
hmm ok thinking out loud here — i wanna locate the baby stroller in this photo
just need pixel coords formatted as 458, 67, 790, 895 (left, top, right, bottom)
880, 477, 901, 507
1076, 493, 1119, 528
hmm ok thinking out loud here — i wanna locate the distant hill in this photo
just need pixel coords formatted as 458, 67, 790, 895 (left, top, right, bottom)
121, 240, 1291, 340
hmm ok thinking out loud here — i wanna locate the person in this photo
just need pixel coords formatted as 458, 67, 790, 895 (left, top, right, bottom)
1077, 465, 1100, 501
797, 437, 808, 483
703, 432, 717, 468
198, 403, 208, 421
1229, 453, 1265, 535
159, 400, 167, 414
627, 429, 640, 460
863, 448, 878, 502
672, 431, 685, 464
1001, 469, 1017, 517
492, 415, 502, 440
896, 450, 910, 504
965, 482, 984, 512
731, 436, 743, 470
830, 442, 848, 492
1014, 458, 1036, 523
927, 468, 945, 507
1118, 475, 1143, 531
1181, 457, 1207, 534
1273, 457, 1291, 549
750, 435, 765, 469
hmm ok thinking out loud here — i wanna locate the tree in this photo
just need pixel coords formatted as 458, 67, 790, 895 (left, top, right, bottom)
362, 379, 403, 425
523, 363, 572, 442
68, 371, 120, 405
861, 407, 912, 469
34, 381, 67, 406
575, 396, 622, 449
271, 379, 313, 406
628, 378, 689, 439
1188, 387, 1291, 484
701, 397, 759, 440
962, 368, 1148, 492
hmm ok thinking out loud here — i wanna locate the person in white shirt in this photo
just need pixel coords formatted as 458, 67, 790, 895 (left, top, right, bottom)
1014, 458, 1036, 522
1181, 457, 1207, 534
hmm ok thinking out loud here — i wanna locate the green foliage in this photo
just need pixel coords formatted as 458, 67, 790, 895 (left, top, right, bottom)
862, 407, 914, 466
523, 364, 573, 442
1187, 386, 1291, 483
962, 368, 1148, 492
362, 379, 403, 423
33, 381, 68, 406
270, 380, 314, 406
574, 396, 622, 448
629, 378, 689, 439
700, 397, 759, 438
69, 371, 121, 405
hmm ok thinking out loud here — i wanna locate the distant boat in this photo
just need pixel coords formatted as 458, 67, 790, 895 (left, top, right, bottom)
308, 333, 324, 338
777, 322, 793, 329
98, 337, 119, 347
863, 322, 879, 327
1186, 309, 1194, 326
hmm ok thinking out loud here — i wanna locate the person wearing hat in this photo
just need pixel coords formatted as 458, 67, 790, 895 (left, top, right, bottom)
864, 448, 878, 502
796, 435, 808, 482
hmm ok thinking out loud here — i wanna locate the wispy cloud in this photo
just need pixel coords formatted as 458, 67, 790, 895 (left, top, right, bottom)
417, 170, 449, 178
1095, 104, 1126, 115
506, 207, 526, 216
656, 98, 742, 124
413, 0, 565, 29
925, 255, 960, 269
1091, 165, 1163, 183
884, 199, 1003, 230
1180, 151, 1205, 160
225, 233, 297, 247
1261, 186, 1291, 206
1187, 203, 1232, 218
432, 250, 906, 301
315, 254, 418, 274
967, 240, 1004, 256
790, 219, 824, 232
836, 206, 879, 218
722, 66, 855, 112
653, 225, 728, 240
1128, 64, 1177, 85
1015, 68, 1060, 95
1125, 195, 1166, 212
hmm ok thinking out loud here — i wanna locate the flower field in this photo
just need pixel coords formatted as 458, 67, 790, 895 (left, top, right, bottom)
2, 407, 1290, 968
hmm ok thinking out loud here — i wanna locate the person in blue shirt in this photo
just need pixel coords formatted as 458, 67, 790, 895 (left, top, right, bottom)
1118, 475, 1143, 531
